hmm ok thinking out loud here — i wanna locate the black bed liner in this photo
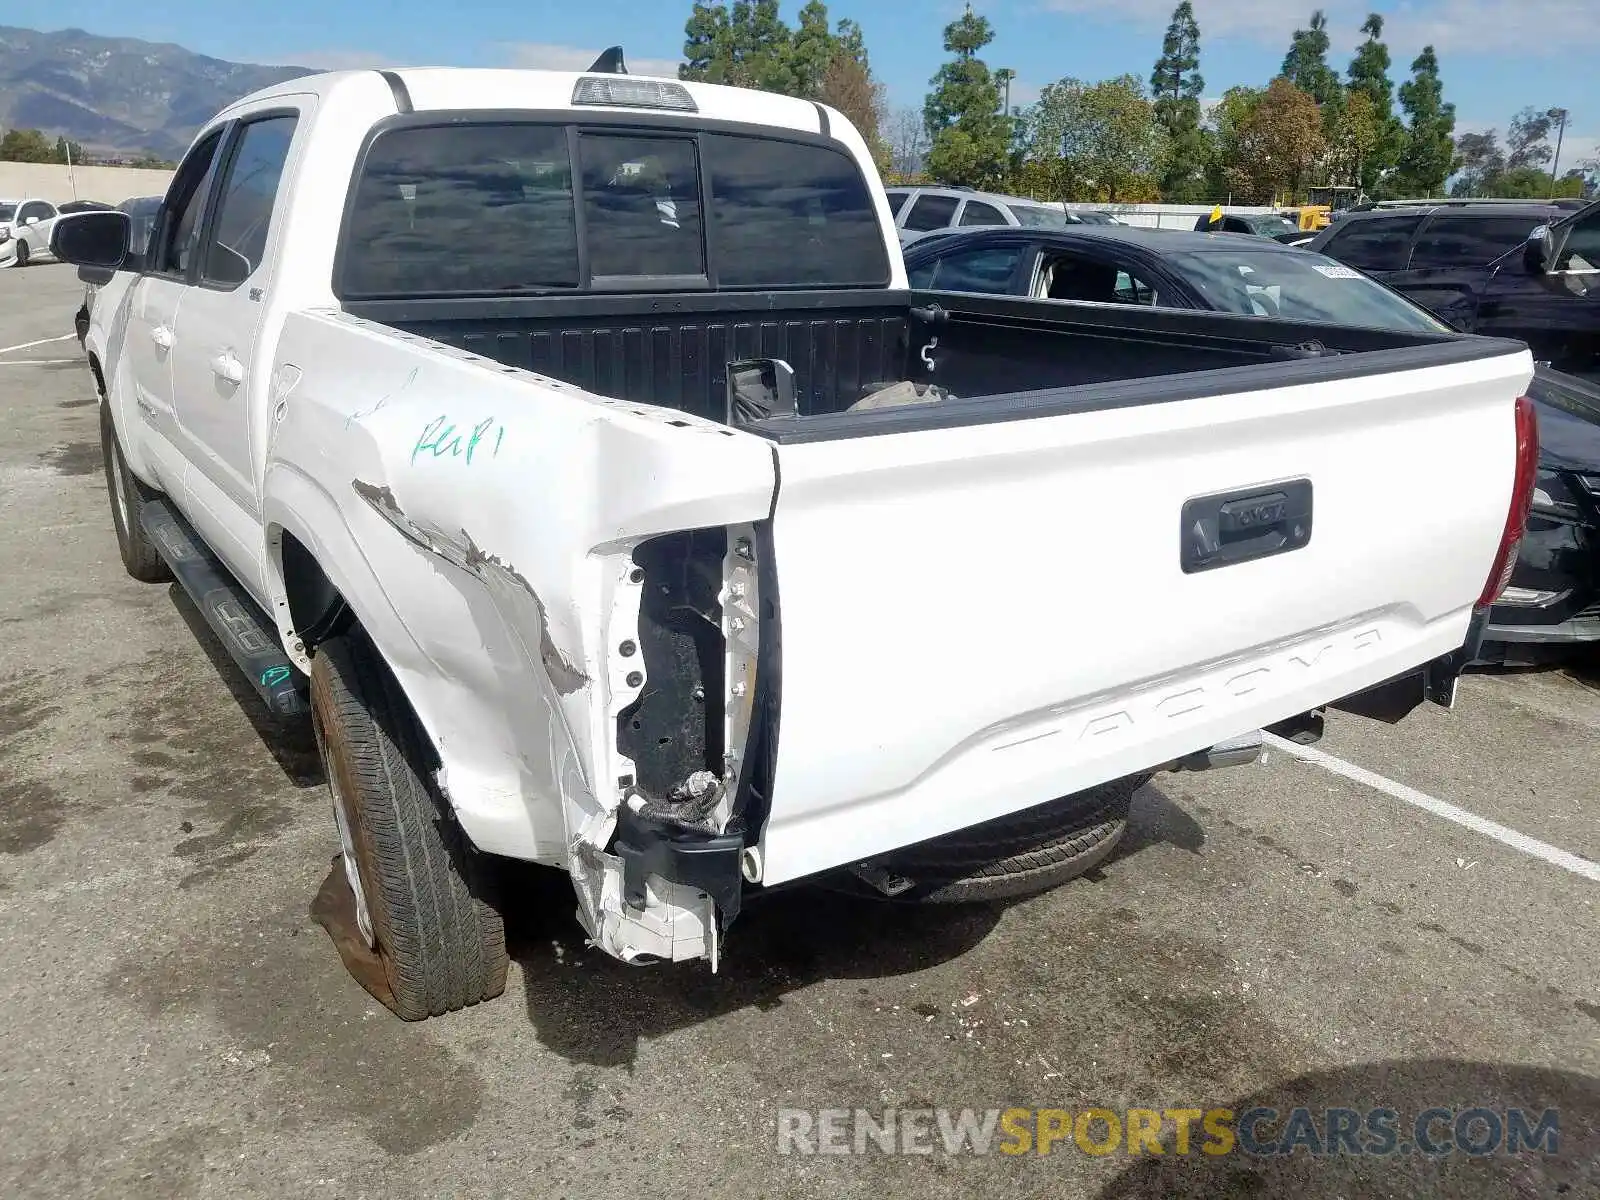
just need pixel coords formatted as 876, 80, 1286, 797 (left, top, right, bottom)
343, 288, 1530, 442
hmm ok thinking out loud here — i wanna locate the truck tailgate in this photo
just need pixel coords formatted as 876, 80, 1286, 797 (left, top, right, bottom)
754, 349, 1530, 885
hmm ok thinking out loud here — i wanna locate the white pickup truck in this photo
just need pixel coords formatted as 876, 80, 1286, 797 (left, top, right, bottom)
57, 57, 1538, 1021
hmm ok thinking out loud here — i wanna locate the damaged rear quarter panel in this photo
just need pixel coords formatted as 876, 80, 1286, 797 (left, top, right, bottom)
262, 310, 777, 865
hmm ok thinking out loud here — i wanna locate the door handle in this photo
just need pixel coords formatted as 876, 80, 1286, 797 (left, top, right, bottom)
211, 353, 244, 385
151, 325, 174, 350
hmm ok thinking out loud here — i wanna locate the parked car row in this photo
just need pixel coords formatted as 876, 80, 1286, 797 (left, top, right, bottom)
901, 203, 1600, 663
885, 184, 1121, 246
0, 197, 120, 267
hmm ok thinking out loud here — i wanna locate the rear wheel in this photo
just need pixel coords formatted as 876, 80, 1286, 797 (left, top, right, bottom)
310, 630, 508, 1020
99, 401, 172, 583
841, 774, 1147, 904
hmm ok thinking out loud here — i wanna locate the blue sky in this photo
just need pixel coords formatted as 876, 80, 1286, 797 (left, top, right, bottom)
13, 0, 1599, 164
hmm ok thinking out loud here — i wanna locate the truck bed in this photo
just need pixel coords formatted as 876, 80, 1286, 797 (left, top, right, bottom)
343, 289, 1483, 430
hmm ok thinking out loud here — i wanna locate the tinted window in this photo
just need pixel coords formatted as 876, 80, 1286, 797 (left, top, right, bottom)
342, 124, 579, 298
202, 115, 297, 286
1008, 204, 1073, 229
1166, 249, 1449, 331
58, 200, 111, 213
18, 201, 54, 222
581, 133, 704, 278
703, 133, 889, 287
154, 130, 226, 276
120, 197, 162, 261
885, 189, 910, 217
959, 200, 1008, 227
923, 245, 1023, 293
341, 124, 887, 296
903, 194, 959, 232
1554, 209, 1600, 274
1245, 215, 1298, 237
1041, 252, 1154, 305
0, 205, 15, 222
1411, 215, 1542, 269
1319, 216, 1423, 272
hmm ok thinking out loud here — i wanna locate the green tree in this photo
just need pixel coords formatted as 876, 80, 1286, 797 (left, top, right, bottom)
1281, 11, 1341, 108
1392, 46, 1456, 197
1473, 166, 1586, 199
789, 0, 837, 98
0, 127, 56, 163
1328, 90, 1380, 190
1451, 129, 1506, 197
923, 5, 1010, 188
680, 1, 794, 92
678, 0, 889, 156
1206, 85, 1263, 199
1344, 13, 1402, 195
1023, 75, 1167, 202
1150, 1, 1206, 200
1505, 107, 1556, 171
52, 135, 85, 164
1226, 77, 1324, 203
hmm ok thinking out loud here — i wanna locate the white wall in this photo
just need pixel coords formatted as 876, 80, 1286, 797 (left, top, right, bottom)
0, 162, 174, 205
1064, 202, 1280, 230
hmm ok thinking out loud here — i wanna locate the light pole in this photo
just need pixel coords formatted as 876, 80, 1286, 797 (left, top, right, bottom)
1549, 107, 1568, 198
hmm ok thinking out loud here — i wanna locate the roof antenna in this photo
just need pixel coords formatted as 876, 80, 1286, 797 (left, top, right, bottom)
587, 46, 627, 74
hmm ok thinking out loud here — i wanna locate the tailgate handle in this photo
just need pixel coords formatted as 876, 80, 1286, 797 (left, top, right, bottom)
1181, 480, 1312, 574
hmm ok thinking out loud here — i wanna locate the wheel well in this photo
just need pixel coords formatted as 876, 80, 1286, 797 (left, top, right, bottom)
281, 532, 353, 653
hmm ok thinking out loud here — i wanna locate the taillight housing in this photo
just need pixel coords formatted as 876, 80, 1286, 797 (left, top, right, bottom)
1476, 394, 1540, 609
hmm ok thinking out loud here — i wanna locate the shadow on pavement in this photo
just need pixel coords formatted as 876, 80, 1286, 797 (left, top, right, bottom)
168, 584, 322, 788
1095, 1058, 1600, 1199
506, 776, 1202, 1068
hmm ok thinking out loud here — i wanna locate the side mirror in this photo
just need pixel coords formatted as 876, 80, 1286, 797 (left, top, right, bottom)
23, 215, 39, 226
50, 211, 131, 271
1523, 225, 1554, 274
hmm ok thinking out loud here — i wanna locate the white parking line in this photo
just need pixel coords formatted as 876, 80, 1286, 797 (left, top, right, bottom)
1262, 732, 1600, 882
0, 334, 75, 355
0, 358, 79, 366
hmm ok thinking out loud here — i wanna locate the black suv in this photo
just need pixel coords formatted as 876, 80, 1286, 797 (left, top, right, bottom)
1307, 199, 1599, 377
1316, 200, 1600, 660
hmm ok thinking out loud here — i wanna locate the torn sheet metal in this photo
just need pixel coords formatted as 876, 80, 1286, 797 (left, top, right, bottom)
351, 478, 589, 693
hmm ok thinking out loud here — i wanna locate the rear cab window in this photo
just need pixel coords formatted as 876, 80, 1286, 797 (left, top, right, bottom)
338, 119, 890, 297
1319, 215, 1423, 272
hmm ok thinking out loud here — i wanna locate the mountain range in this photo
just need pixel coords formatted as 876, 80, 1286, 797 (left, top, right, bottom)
0, 25, 313, 160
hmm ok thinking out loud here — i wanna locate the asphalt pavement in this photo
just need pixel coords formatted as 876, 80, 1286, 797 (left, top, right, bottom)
1, 262, 1596, 1199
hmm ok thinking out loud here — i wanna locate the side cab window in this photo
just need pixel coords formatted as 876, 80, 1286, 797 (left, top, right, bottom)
199, 113, 300, 288
148, 129, 228, 278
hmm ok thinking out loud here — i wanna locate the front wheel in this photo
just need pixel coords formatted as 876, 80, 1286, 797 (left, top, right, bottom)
310, 630, 508, 1020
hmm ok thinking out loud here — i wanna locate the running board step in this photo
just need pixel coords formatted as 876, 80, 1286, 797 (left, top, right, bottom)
140, 500, 308, 717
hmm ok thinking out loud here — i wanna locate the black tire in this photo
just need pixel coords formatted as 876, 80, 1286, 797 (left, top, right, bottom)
850, 774, 1148, 905
13, 240, 28, 267
310, 630, 508, 1020
100, 400, 173, 583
